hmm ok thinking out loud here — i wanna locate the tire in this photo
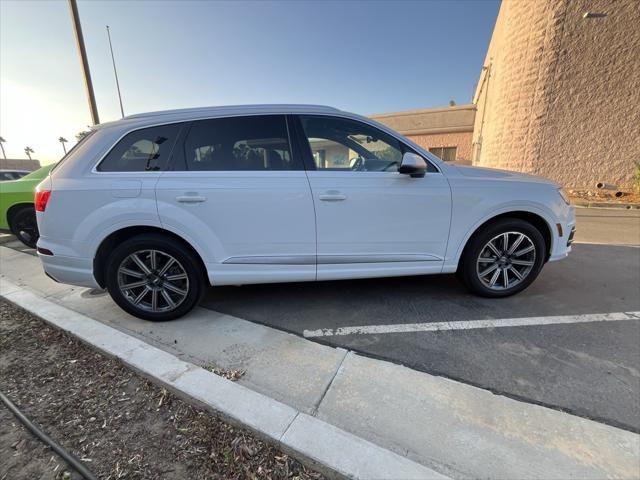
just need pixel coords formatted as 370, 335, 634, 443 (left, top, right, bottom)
458, 218, 546, 298
9, 206, 39, 249
105, 234, 205, 321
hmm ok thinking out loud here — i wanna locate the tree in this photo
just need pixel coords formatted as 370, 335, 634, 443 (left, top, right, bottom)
24, 146, 34, 160
76, 130, 90, 141
58, 136, 68, 154
0, 136, 6, 160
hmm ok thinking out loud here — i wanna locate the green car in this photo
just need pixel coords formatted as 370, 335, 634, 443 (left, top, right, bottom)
0, 163, 55, 248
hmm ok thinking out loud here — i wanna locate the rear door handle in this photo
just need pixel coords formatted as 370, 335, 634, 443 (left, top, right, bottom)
176, 195, 207, 203
319, 193, 347, 202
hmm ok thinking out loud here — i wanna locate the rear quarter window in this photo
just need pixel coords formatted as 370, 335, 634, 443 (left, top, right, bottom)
97, 124, 181, 172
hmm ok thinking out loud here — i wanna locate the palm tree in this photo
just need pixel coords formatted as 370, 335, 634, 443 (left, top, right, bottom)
0, 136, 6, 159
76, 130, 90, 141
24, 146, 34, 160
58, 136, 68, 154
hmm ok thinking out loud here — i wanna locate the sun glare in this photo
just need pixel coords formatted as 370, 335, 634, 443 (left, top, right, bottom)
0, 78, 88, 164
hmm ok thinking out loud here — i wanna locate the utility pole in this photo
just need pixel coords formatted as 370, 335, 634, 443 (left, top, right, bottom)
68, 0, 99, 125
106, 26, 125, 118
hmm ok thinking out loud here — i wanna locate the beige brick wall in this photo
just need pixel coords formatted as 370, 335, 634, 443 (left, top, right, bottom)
406, 132, 473, 164
371, 104, 475, 165
473, 0, 640, 188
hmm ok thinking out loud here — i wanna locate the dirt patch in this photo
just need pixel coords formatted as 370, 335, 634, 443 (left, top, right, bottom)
569, 189, 640, 205
0, 300, 323, 480
1, 404, 82, 480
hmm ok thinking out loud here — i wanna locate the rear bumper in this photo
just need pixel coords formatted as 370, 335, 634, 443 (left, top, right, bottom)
38, 252, 99, 289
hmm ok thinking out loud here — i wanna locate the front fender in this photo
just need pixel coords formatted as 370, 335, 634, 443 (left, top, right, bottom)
445, 200, 558, 271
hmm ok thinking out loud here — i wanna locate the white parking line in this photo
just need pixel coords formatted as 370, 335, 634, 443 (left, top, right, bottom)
303, 311, 640, 338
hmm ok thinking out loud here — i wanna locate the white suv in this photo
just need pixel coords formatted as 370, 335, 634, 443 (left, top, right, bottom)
35, 105, 575, 321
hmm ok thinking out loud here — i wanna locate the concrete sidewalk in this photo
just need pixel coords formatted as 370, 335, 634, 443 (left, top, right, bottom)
1, 245, 639, 479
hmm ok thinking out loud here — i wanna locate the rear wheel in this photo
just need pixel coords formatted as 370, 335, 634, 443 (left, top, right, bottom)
105, 234, 205, 321
458, 218, 546, 297
9, 206, 39, 249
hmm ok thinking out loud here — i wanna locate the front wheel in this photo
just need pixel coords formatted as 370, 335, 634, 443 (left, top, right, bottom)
105, 234, 205, 321
458, 218, 546, 298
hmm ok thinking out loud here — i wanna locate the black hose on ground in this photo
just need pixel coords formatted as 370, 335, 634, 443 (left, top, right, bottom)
0, 390, 99, 480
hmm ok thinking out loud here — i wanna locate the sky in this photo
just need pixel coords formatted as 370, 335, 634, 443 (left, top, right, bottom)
0, 0, 500, 164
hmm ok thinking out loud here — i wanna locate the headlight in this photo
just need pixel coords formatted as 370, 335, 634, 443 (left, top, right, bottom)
558, 187, 570, 205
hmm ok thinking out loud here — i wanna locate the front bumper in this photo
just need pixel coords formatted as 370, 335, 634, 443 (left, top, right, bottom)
548, 206, 576, 262
566, 225, 576, 246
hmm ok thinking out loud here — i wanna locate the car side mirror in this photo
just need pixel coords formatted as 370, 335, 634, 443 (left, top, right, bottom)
398, 152, 427, 178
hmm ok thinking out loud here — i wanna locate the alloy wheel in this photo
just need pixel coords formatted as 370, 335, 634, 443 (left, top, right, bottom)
475, 231, 536, 291
117, 249, 189, 313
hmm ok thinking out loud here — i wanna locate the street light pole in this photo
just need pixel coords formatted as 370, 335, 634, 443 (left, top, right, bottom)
106, 25, 125, 118
68, 0, 99, 125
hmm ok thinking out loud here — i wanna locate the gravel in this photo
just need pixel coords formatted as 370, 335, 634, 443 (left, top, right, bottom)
0, 300, 324, 480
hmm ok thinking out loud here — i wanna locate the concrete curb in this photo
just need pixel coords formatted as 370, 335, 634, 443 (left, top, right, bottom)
573, 201, 640, 210
0, 278, 448, 480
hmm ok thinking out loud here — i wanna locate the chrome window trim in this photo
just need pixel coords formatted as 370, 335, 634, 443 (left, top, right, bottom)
296, 113, 442, 174
90, 112, 443, 175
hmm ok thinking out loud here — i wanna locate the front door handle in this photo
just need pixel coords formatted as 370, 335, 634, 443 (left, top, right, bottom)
319, 193, 347, 202
176, 195, 207, 203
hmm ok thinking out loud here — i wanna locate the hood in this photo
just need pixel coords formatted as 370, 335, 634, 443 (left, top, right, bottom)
453, 165, 558, 186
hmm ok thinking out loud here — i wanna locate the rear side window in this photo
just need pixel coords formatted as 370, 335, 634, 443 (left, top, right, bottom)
178, 115, 299, 171
0, 172, 23, 180
98, 124, 181, 172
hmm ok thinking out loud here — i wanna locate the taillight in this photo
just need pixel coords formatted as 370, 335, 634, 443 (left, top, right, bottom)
35, 190, 51, 212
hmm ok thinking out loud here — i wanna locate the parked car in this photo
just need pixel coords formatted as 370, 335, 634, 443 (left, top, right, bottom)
35, 105, 575, 321
0, 170, 31, 181
0, 163, 55, 247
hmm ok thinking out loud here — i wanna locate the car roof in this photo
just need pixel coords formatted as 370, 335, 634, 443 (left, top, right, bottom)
96, 104, 344, 131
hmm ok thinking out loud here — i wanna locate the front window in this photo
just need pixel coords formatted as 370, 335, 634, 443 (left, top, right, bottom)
300, 116, 405, 172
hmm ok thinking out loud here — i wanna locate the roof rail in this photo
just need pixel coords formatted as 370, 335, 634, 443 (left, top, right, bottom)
124, 104, 341, 120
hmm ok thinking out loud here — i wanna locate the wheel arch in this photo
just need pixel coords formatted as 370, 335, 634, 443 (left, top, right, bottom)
456, 210, 553, 270
93, 226, 208, 288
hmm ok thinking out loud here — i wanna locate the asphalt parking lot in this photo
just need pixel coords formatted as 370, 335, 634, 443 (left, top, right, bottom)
202, 208, 640, 432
